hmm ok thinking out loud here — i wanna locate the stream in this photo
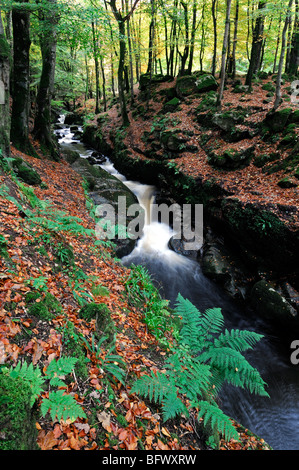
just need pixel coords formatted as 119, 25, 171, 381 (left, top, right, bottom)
55, 117, 299, 450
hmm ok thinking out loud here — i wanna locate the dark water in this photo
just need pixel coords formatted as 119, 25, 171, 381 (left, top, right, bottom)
57, 118, 299, 450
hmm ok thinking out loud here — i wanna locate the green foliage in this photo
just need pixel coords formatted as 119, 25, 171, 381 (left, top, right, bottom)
124, 264, 175, 342
45, 356, 78, 387
0, 373, 38, 450
82, 334, 126, 386
132, 294, 269, 443
5, 356, 86, 424
41, 390, 86, 422
8, 361, 44, 407
26, 291, 63, 320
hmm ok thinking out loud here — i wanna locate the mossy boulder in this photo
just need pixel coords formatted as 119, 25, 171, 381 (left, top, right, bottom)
196, 91, 218, 112
162, 97, 181, 113
79, 302, 115, 345
250, 280, 297, 324
0, 374, 38, 450
262, 108, 293, 134
82, 124, 112, 156
176, 75, 199, 97
277, 177, 297, 188
208, 145, 255, 170
262, 82, 276, 93
12, 158, 42, 186
211, 110, 245, 132
232, 84, 249, 94
195, 74, 218, 93
139, 73, 173, 91
176, 74, 218, 98
253, 152, 279, 168
160, 130, 187, 153
26, 291, 63, 320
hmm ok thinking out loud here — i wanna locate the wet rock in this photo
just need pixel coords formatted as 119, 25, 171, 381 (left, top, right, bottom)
250, 280, 298, 324
65, 152, 139, 258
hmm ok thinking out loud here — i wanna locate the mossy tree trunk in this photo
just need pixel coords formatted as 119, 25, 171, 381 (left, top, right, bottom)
0, 12, 11, 158
245, 0, 266, 89
33, 0, 58, 159
11, 0, 33, 154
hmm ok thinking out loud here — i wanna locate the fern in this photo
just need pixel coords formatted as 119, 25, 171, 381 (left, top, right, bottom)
6, 356, 86, 423
41, 390, 86, 422
45, 356, 78, 387
132, 294, 269, 444
214, 328, 264, 352
196, 401, 239, 442
8, 361, 45, 406
131, 370, 173, 404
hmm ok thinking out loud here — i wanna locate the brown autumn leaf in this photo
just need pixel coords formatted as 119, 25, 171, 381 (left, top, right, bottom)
97, 411, 112, 432
32, 339, 44, 365
37, 430, 58, 450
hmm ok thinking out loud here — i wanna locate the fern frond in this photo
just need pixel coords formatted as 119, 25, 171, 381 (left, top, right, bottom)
131, 370, 172, 404
200, 307, 224, 337
197, 400, 239, 442
199, 347, 269, 397
45, 356, 78, 387
162, 388, 189, 421
9, 361, 45, 406
41, 390, 86, 423
174, 293, 203, 351
214, 328, 264, 352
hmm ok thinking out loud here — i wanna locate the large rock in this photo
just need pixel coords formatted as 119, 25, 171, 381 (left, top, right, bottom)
0, 374, 38, 450
139, 73, 174, 92
176, 74, 218, 98
250, 280, 298, 324
63, 150, 139, 258
262, 108, 293, 134
82, 124, 112, 156
208, 145, 255, 170
211, 110, 245, 132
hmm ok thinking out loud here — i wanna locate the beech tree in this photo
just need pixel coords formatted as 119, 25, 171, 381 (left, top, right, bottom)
33, 0, 59, 158
10, 0, 32, 153
0, 11, 10, 158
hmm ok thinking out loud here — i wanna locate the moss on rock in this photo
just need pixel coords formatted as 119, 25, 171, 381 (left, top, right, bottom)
12, 158, 42, 186
0, 373, 38, 450
26, 291, 63, 320
79, 302, 115, 345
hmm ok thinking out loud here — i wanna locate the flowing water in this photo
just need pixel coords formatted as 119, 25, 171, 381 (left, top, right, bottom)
56, 117, 299, 450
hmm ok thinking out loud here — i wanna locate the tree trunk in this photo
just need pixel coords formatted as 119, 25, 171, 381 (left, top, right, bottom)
217, 0, 232, 107
273, 0, 294, 111
187, 0, 197, 74
231, 0, 239, 78
126, 0, 134, 104
91, 20, 100, 114
211, 0, 218, 76
33, 0, 58, 159
288, 0, 299, 76
273, 13, 282, 74
178, 1, 189, 74
0, 12, 11, 158
245, 0, 267, 89
11, 0, 32, 153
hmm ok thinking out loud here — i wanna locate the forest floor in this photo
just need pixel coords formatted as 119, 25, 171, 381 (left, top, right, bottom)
0, 134, 271, 450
